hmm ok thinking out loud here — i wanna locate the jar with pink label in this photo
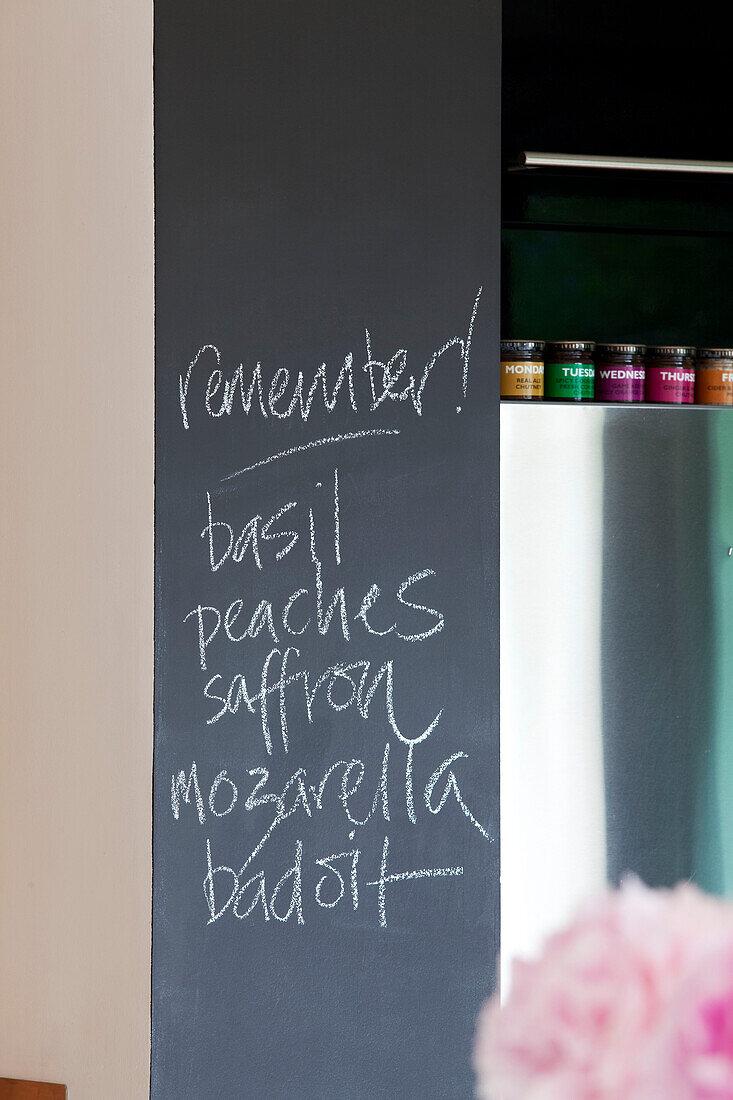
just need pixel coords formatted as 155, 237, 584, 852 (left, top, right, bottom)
594, 344, 646, 403
645, 346, 696, 404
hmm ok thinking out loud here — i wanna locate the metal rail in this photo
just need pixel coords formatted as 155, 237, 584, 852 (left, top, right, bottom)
513, 152, 733, 175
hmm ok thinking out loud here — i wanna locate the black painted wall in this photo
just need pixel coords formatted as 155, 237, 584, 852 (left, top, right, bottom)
153, 4, 500, 1098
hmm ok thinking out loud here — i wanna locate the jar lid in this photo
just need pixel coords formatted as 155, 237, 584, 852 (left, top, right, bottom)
500, 340, 545, 354
646, 345, 696, 358
696, 347, 733, 360
545, 341, 595, 354
595, 343, 646, 356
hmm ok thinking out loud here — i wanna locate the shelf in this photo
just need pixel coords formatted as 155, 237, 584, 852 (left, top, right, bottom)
512, 152, 733, 175
502, 168, 733, 236
503, 220, 733, 240
500, 401, 733, 412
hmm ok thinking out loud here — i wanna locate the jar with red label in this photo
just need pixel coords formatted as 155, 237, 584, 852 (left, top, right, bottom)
695, 349, 733, 406
645, 346, 696, 404
594, 344, 646, 403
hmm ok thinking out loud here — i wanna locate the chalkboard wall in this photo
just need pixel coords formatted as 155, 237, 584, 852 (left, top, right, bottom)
153, 3, 500, 1096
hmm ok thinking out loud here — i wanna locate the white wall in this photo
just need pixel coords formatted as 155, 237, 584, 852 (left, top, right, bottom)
0, 3, 153, 1096
500, 405, 607, 991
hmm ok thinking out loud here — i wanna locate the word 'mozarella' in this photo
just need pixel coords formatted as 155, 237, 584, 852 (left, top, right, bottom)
178, 289, 482, 430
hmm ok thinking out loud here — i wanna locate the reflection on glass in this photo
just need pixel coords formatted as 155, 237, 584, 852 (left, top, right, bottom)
501, 405, 733, 990
698, 416, 733, 895
500, 406, 606, 992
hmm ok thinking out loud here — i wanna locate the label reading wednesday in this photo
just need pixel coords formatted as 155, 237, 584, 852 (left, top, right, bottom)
168, 290, 493, 930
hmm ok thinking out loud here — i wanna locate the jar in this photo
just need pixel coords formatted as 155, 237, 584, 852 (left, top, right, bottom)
695, 348, 733, 406
544, 341, 595, 401
500, 340, 545, 400
594, 344, 646, 403
645, 346, 696, 404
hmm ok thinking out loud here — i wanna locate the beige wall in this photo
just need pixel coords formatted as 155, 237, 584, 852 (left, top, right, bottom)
0, 3, 153, 1097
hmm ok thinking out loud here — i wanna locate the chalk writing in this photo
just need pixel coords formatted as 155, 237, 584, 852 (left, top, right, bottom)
178, 289, 482, 431
202, 834, 464, 928
168, 293, 492, 933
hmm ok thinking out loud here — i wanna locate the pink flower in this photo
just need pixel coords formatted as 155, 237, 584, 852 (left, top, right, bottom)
474, 880, 733, 1100
634, 941, 733, 1099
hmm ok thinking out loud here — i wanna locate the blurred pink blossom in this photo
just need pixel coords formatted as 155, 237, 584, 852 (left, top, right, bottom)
634, 939, 733, 1099
474, 880, 733, 1100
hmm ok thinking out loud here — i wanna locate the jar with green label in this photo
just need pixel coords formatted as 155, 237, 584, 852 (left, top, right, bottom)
544, 341, 596, 401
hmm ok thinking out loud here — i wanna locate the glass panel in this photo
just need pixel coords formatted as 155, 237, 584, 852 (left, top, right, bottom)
501, 405, 733, 977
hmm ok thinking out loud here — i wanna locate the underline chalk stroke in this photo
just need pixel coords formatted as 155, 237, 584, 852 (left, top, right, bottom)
220, 429, 400, 483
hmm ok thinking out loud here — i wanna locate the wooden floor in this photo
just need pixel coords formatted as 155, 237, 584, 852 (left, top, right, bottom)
0, 1081, 66, 1100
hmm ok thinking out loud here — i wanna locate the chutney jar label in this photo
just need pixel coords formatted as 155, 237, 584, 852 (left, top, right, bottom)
544, 362, 594, 401
500, 360, 544, 398
695, 367, 733, 406
645, 367, 695, 404
594, 367, 645, 403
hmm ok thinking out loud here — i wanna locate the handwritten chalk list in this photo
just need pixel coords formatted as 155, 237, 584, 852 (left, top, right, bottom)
153, 3, 499, 1097
173, 300, 489, 928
